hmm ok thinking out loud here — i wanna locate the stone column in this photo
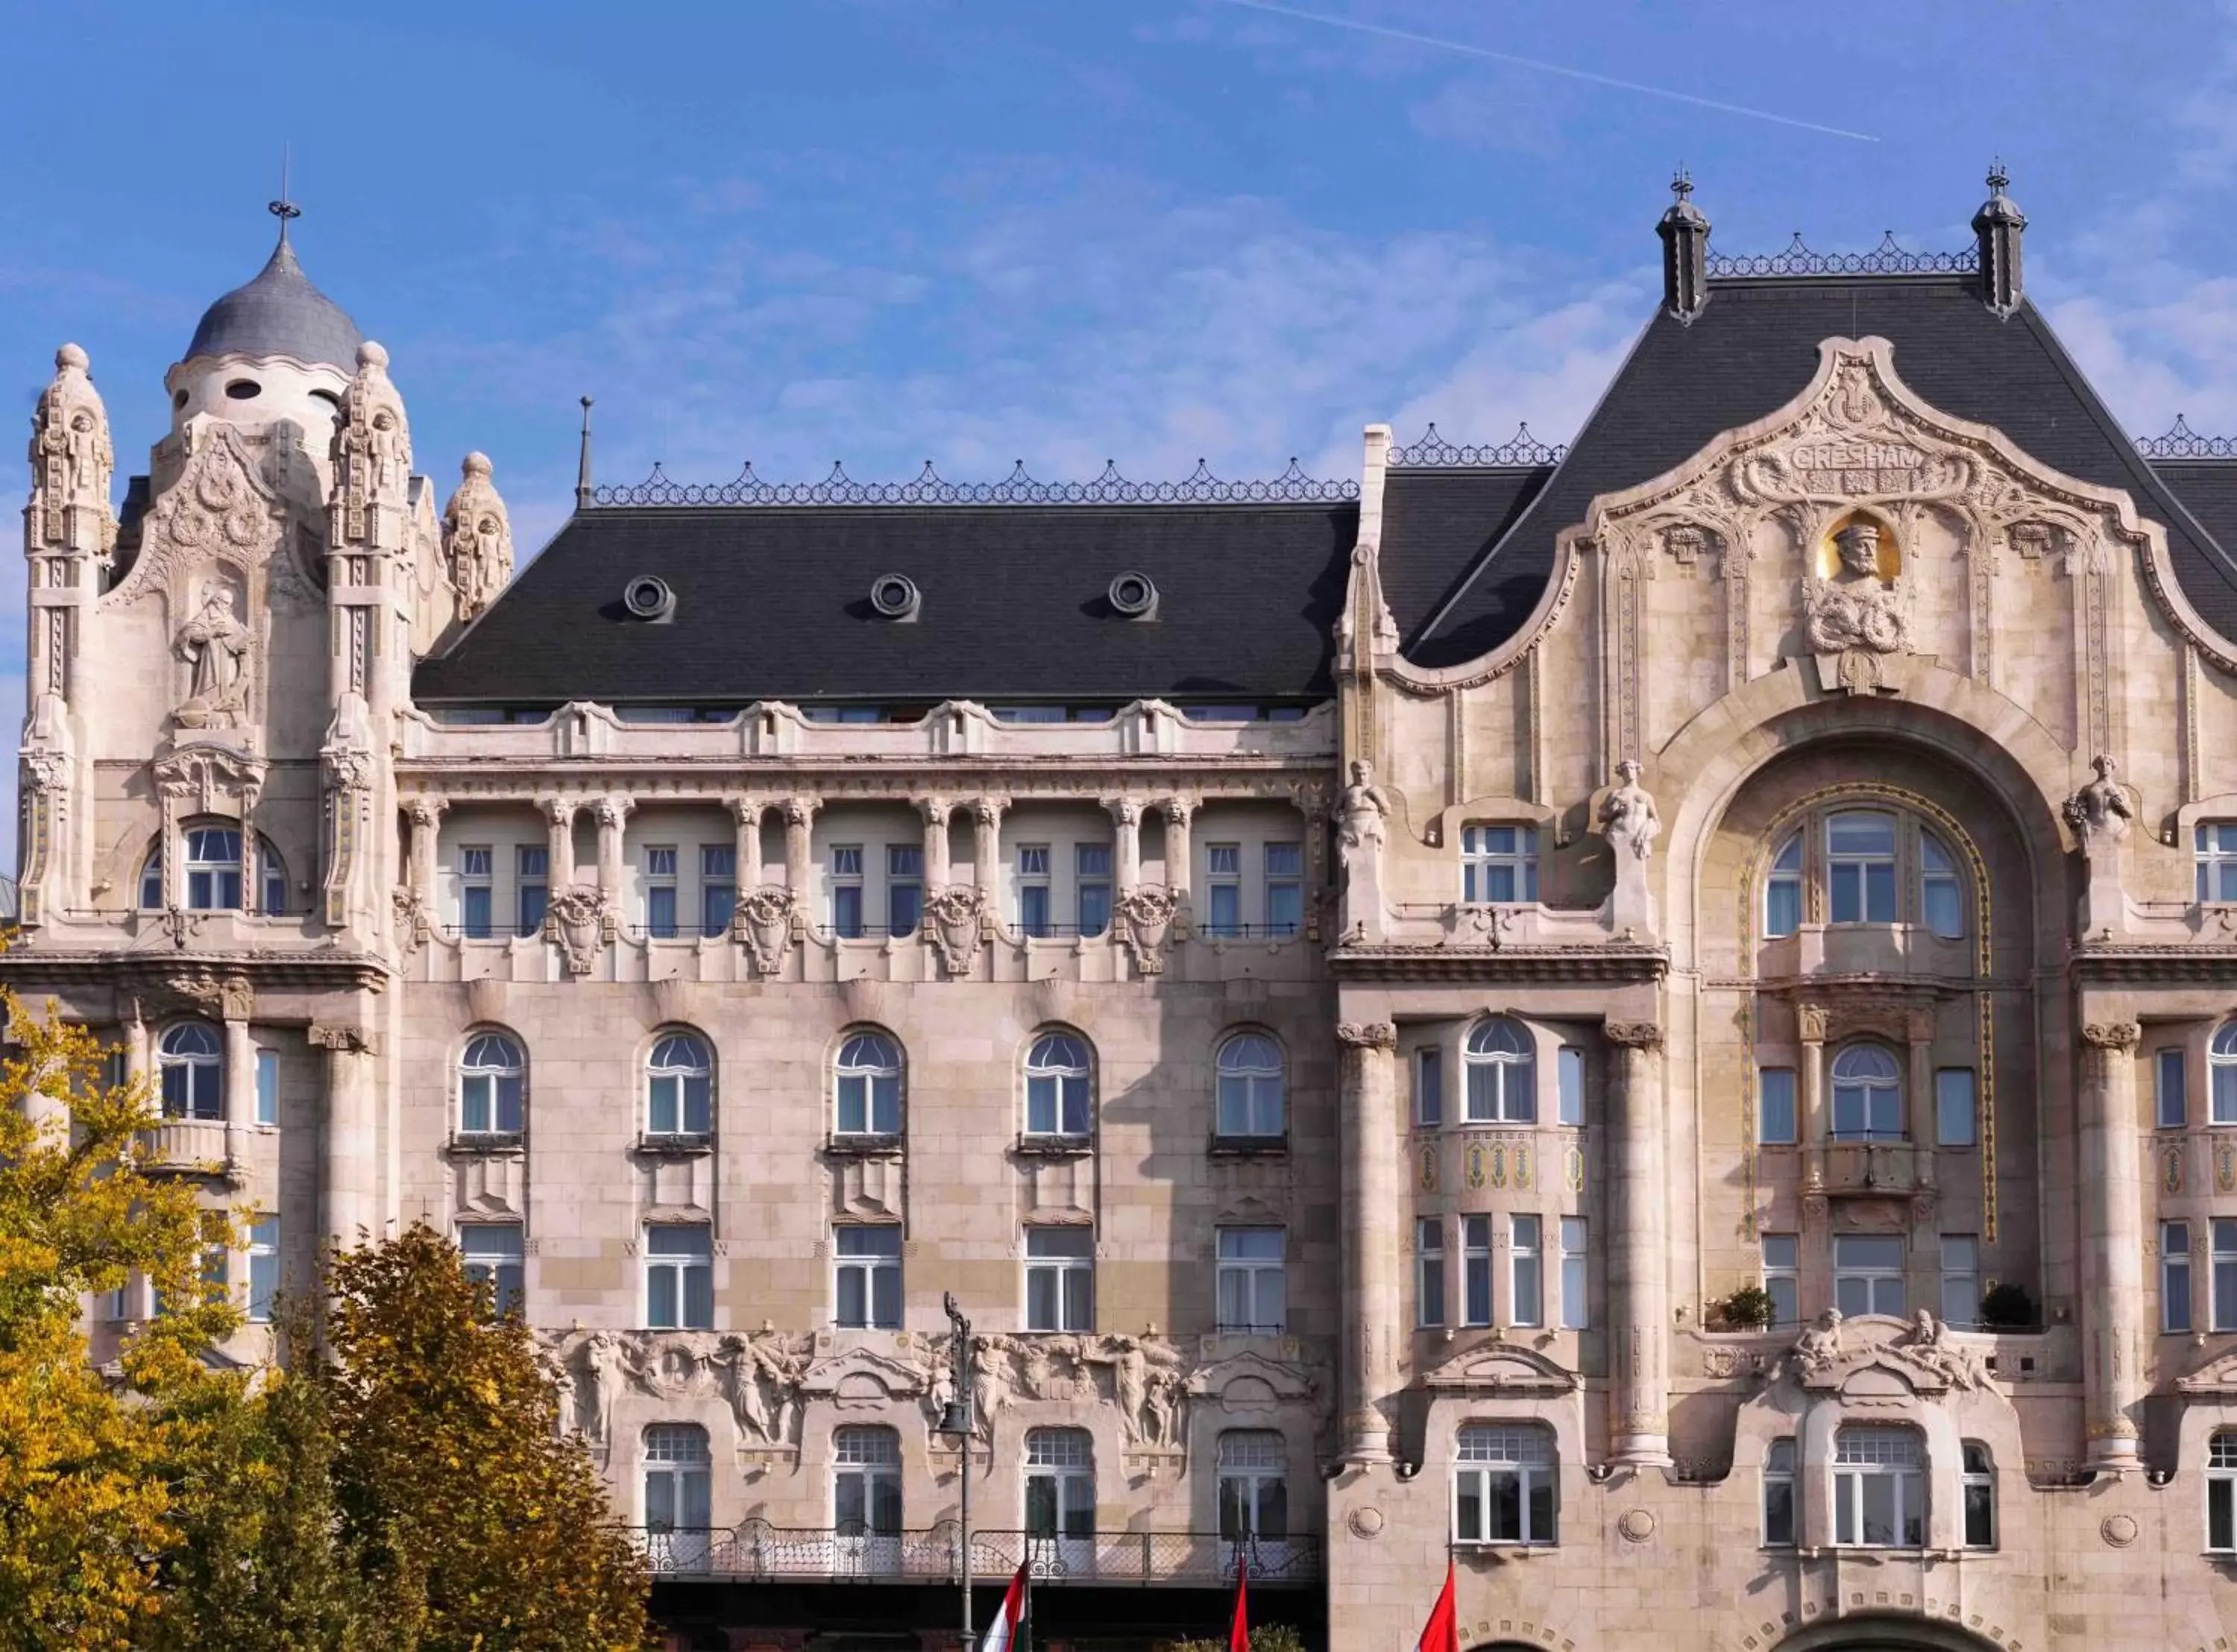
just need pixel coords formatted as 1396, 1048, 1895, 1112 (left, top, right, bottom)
1798, 1001, 1828, 1191
311, 1021, 379, 1252
731, 797, 764, 889
917, 795, 953, 887
784, 798, 818, 890
123, 999, 151, 1087
1607, 1019, 1671, 1467
594, 795, 632, 897
541, 796, 578, 888
971, 798, 1004, 891
1161, 797, 1195, 902
405, 796, 444, 943
1336, 1019, 1399, 1462
1905, 1005, 1937, 1188
1106, 796, 1143, 893
220, 978, 254, 1167
2080, 1018, 2144, 1472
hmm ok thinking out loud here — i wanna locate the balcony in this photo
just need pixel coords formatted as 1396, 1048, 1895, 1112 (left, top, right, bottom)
637, 1522, 1319, 1587
139, 1117, 235, 1178
1817, 1138, 1928, 1196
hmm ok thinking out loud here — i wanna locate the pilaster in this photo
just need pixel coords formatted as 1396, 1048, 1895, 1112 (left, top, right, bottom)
1607, 1018, 1671, 1466
1337, 1018, 1399, 1462
2080, 1017, 2144, 1472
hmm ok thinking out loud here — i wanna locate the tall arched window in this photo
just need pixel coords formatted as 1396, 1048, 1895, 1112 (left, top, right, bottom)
1829, 1044, 1902, 1141
1764, 833, 1803, 938
158, 1022, 223, 1120
1919, 831, 1963, 938
1215, 1032, 1285, 1139
1464, 1018, 1535, 1124
1825, 810, 1898, 924
458, 1033, 525, 1136
1025, 1032, 1092, 1138
140, 828, 287, 912
834, 1032, 903, 1137
2212, 1024, 2237, 1127
646, 1032, 713, 1138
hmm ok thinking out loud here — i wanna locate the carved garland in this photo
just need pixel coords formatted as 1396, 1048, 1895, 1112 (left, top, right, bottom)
1737, 781, 1998, 1240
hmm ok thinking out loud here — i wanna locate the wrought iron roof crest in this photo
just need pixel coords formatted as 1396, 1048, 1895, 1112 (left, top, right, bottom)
1387, 422, 1567, 468
2136, 414, 2237, 460
591, 456, 1358, 508
1705, 231, 1979, 279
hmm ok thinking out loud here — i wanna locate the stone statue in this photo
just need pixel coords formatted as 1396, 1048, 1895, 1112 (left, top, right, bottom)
1804, 520, 1907, 693
442, 452, 515, 620
1790, 1308, 1845, 1375
1901, 1308, 1990, 1391
1335, 759, 1391, 865
1597, 759, 1660, 862
2064, 753, 2132, 845
1092, 1334, 1153, 1446
543, 1345, 581, 1436
174, 583, 251, 728
972, 1334, 1014, 1440
583, 1331, 620, 1443
331, 341, 413, 552
29, 343, 116, 557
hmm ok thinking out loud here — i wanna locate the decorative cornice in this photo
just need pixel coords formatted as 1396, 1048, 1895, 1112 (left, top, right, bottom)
2080, 1020, 2141, 1051
1605, 1020, 1664, 1050
1330, 945, 1667, 985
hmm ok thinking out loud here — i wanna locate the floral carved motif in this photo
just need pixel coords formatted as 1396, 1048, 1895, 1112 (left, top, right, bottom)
732, 885, 797, 976
543, 884, 609, 977
1114, 883, 1180, 974
922, 884, 986, 977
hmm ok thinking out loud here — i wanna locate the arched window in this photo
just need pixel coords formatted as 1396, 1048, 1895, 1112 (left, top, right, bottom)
1217, 1431, 1289, 1540
833, 1425, 902, 1536
458, 1033, 525, 1136
158, 1022, 222, 1120
1829, 1044, 1902, 1141
642, 1424, 711, 1569
1763, 833, 1803, 938
1025, 1428, 1095, 1540
834, 1032, 903, 1137
2212, 1024, 2237, 1127
1919, 831, 1963, 937
1826, 810, 1898, 924
139, 844, 163, 910
1025, 1033, 1092, 1138
1832, 1425, 1924, 1548
142, 828, 287, 912
1453, 1423, 1556, 1546
646, 1032, 713, 1138
1464, 1018, 1535, 1124
1215, 1032, 1285, 1139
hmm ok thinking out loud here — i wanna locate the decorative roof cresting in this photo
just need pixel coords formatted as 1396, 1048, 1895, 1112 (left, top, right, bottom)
2137, 414, 2237, 460
1704, 231, 1979, 279
1387, 422, 1567, 468
589, 456, 1359, 508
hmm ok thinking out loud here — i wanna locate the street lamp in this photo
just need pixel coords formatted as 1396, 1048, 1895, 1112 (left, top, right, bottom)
940, 1290, 975, 1647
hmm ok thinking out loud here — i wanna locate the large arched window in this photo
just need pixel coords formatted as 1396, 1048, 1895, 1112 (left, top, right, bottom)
1025, 1032, 1092, 1138
1453, 1423, 1557, 1546
2212, 1024, 2237, 1127
1763, 833, 1803, 938
158, 1022, 223, 1120
834, 1032, 903, 1137
458, 1032, 525, 1136
1464, 1018, 1535, 1124
140, 827, 288, 912
1829, 1044, 1902, 1141
1215, 1032, 1285, 1139
646, 1032, 713, 1138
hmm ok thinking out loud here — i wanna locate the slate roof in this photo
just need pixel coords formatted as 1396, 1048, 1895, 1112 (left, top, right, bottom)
410, 502, 1358, 707
183, 235, 363, 370
1377, 466, 1553, 646
1408, 275, 2237, 666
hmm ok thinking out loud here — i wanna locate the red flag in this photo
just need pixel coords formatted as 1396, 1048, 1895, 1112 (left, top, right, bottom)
1415, 1559, 1459, 1652
978, 1561, 1029, 1652
1228, 1548, 1249, 1651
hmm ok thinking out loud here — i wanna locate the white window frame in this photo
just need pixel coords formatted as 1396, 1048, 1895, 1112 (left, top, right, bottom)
254, 1047, 279, 1126
1825, 810, 1898, 924
1509, 1214, 1544, 1328
1558, 1217, 1588, 1330
1215, 1032, 1286, 1138
1919, 830, 1964, 938
699, 843, 736, 939
2199, 822, 2237, 904
830, 844, 865, 938
834, 1032, 903, 1138
461, 1221, 525, 1317
1762, 1232, 1800, 1327
1018, 843, 1052, 937
642, 1423, 713, 1537
1462, 1214, 1494, 1327
1461, 824, 1538, 904
833, 1425, 903, 1536
185, 824, 245, 912
2165, 1219, 2194, 1334
1416, 1044, 1444, 1127
1939, 1233, 1979, 1328
1464, 1018, 1535, 1123
1830, 1043, 1904, 1141
1832, 1426, 1925, 1548
246, 1215, 280, 1323
885, 843, 922, 937
1216, 1431, 1289, 1539
1556, 1045, 1585, 1126
1960, 1440, 1995, 1548
1205, 842, 1242, 937
1834, 1233, 1907, 1320
1075, 843, 1113, 938
834, 1224, 902, 1330
2214, 1024, 2237, 1126
2159, 1047, 2189, 1130
1025, 1033, 1092, 1139
2215, 1218, 2237, 1334
1762, 1438, 1798, 1546
458, 842, 494, 937
1935, 1067, 1977, 1147
644, 844, 679, 939
1417, 1217, 1446, 1328
646, 1032, 713, 1138
1451, 1424, 1557, 1546
457, 1032, 524, 1137
159, 1021, 223, 1121
1763, 832, 1803, 938
2211, 1433, 2237, 1552
1758, 1065, 1798, 1144
1025, 1226, 1095, 1332
1264, 842, 1303, 937
517, 844, 550, 937
644, 1224, 714, 1331
1024, 1428, 1095, 1540
1215, 1226, 1287, 1333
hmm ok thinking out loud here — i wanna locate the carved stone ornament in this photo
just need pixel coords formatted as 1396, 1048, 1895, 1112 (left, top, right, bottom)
122, 425, 286, 608
543, 883, 609, 977
1776, 1307, 1998, 1397
1803, 520, 1909, 695
1596, 758, 1660, 863
1796, 1001, 1830, 1043
307, 1022, 378, 1056
1335, 1021, 1397, 1050
1114, 883, 1180, 975
320, 692, 377, 792
2062, 752, 2133, 845
151, 744, 267, 813
330, 342, 412, 552
442, 452, 515, 620
28, 343, 116, 558
2080, 1020, 2142, 1053
166, 973, 253, 1021
1418, 1339, 1579, 1397
732, 885, 797, 976
172, 578, 253, 730
1605, 1020, 1664, 1050
921, 884, 986, 977
1334, 757, 1390, 873
391, 885, 432, 953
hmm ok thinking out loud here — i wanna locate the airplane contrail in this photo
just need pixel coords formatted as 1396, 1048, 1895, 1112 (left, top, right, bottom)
1206, 0, 1880, 143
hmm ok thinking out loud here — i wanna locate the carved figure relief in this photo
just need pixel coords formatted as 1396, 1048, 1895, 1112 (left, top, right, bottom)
28, 344, 116, 558
1114, 883, 1180, 974
331, 342, 412, 552
1803, 518, 1908, 693
172, 579, 252, 729
441, 452, 515, 620
1334, 758, 1390, 868
2063, 752, 2132, 845
544, 884, 609, 976
922, 884, 986, 977
733, 886, 797, 976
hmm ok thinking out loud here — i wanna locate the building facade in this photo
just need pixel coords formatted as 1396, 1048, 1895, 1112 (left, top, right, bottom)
19, 174, 2237, 1651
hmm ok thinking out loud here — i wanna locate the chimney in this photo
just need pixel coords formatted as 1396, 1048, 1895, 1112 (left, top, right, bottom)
1658, 171, 1711, 324
1973, 164, 2025, 318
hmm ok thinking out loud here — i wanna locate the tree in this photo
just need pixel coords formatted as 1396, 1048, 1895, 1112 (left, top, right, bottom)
0, 992, 239, 1650
1165, 1627, 1309, 1652
322, 1223, 649, 1652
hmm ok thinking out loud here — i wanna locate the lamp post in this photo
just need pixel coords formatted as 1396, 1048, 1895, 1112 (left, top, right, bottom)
940, 1291, 976, 1649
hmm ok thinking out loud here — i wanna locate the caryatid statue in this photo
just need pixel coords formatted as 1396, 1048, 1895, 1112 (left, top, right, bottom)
1597, 759, 1660, 863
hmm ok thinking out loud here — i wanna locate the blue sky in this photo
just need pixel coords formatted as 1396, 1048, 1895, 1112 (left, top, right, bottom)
7, 0, 2237, 854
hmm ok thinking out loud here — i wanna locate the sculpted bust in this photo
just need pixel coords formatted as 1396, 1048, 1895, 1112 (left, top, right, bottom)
1335, 759, 1389, 863
1597, 759, 1660, 863
1804, 520, 1907, 693
2063, 753, 2132, 845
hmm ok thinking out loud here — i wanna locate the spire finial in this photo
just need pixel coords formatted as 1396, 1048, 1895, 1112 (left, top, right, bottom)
575, 396, 596, 511
1986, 157, 2010, 194
268, 143, 301, 244
1671, 165, 1693, 202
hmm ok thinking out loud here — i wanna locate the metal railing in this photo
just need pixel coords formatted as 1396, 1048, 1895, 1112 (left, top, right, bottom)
592, 458, 1358, 508
636, 1522, 1319, 1586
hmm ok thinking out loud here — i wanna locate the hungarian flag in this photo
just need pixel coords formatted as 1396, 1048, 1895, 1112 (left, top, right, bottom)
1415, 1559, 1459, 1652
978, 1561, 1029, 1652
1229, 1548, 1250, 1651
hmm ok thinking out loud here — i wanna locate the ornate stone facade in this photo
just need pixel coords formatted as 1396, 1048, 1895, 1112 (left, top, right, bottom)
22, 181, 2237, 1651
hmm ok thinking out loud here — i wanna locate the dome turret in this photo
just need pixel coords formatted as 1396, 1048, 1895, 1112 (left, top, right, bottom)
183, 213, 362, 370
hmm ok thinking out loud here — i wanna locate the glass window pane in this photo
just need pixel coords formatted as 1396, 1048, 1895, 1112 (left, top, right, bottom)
1760, 1068, 1797, 1144
1558, 1047, 1584, 1126
2214, 1479, 2235, 1551
1766, 880, 1802, 938
1937, 1069, 1976, 1146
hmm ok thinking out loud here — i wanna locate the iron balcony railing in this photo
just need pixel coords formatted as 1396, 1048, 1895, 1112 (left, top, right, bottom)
635, 1522, 1319, 1587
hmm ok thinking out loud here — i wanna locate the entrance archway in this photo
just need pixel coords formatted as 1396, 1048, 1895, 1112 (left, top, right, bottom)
1775, 1612, 2006, 1652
